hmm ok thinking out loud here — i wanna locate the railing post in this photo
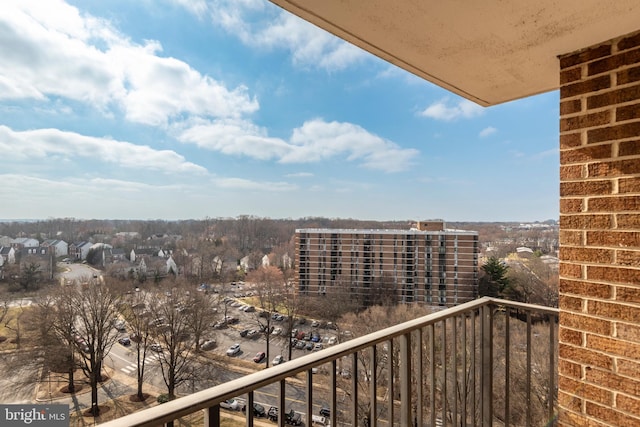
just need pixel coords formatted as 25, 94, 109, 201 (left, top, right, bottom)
352, 352, 358, 427
505, 307, 510, 427
370, 345, 377, 427
306, 370, 313, 427
246, 391, 254, 427
526, 311, 532, 427
429, 324, 436, 427
480, 304, 493, 427
203, 405, 220, 427
388, 339, 394, 427
331, 359, 337, 427
279, 379, 286, 427
417, 329, 423, 427
549, 314, 557, 423
452, 317, 457, 427
400, 332, 412, 427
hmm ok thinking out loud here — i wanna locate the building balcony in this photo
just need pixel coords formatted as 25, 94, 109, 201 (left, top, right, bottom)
101, 297, 558, 427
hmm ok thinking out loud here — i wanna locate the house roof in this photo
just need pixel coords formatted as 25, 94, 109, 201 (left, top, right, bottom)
269, 0, 640, 106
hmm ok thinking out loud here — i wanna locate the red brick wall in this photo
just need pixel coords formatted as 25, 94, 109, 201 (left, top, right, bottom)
559, 30, 640, 426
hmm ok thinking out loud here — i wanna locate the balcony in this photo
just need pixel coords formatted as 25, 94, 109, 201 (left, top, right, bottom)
101, 297, 558, 427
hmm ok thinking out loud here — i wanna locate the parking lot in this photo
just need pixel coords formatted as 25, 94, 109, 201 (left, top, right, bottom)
210, 296, 341, 366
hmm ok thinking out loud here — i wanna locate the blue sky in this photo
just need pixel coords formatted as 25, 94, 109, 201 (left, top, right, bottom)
0, 0, 559, 222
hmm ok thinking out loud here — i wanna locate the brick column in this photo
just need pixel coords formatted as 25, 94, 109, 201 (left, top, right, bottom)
558, 30, 640, 426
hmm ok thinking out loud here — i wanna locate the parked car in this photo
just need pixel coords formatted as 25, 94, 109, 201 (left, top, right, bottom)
220, 398, 240, 411
253, 351, 266, 363
149, 343, 162, 352
242, 403, 266, 417
311, 320, 320, 327
118, 337, 131, 346
313, 343, 323, 352
113, 320, 126, 332
239, 328, 250, 337
226, 343, 241, 356
213, 320, 227, 329
200, 339, 217, 350
319, 407, 330, 417
328, 337, 337, 345
272, 355, 285, 365
305, 342, 314, 351
267, 407, 302, 425
295, 340, 306, 350
312, 415, 327, 426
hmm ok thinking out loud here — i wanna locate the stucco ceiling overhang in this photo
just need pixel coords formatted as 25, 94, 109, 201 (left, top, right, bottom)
269, 0, 640, 106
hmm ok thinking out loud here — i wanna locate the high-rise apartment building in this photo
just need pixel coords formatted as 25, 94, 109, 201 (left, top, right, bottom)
295, 221, 479, 307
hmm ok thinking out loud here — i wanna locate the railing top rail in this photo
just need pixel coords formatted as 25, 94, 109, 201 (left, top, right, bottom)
100, 297, 557, 427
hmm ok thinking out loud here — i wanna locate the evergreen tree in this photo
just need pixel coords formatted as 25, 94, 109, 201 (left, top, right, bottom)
479, 256, 511, 298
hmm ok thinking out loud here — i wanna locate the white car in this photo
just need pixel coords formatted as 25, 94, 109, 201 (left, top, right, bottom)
226, 343, 241, 356
220, 398, 240, 411
272, 355, 285, 365
271, 327, 283, 336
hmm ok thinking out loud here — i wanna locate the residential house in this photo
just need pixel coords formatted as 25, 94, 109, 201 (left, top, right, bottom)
0, 246, 16, 265
41, 239, 68, 257
10, 237, 39, 249
20, 246, 55, 280
69, 241, 92, 260
111, 247, 126, 262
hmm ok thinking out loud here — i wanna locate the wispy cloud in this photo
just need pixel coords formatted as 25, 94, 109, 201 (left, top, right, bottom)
171, 0, 368, 71
285, 172, 314, 178
178, 118, 419, 173
0, 125, 208, 174
479, 126, 497, 138
531, 148, 559, 160
419, 98, 484, 121
214, 177, 298, 191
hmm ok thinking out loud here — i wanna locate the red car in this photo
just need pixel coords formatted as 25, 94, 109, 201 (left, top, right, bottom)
253, 351, 266, 363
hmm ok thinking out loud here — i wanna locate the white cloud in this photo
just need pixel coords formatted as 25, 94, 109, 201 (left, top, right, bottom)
479, 126, 497, 138
531, 148, 559, 160
420, 98, 484, 121
0, 0, 258, 126
178, 118, 418, 173
173, 0, 368, 71
214, 177, 297, 191
0, 125, 208, 174
285, 172, 314, 178
176, 118, 291, 160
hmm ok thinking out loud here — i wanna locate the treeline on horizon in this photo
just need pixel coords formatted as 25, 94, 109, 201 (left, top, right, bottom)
0, 216, 558, 251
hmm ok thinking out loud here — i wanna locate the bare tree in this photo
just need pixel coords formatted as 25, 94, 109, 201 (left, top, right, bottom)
48, 287, 82, 394
3, 297, 29, 348
122, 295, 153, 401
184, 289, 218, 353
72, 285, 120, 416
148, 291, 196, 400
246, 266, 284, 368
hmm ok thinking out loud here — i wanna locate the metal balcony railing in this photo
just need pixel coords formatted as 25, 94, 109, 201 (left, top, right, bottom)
101, 297, 558, 427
